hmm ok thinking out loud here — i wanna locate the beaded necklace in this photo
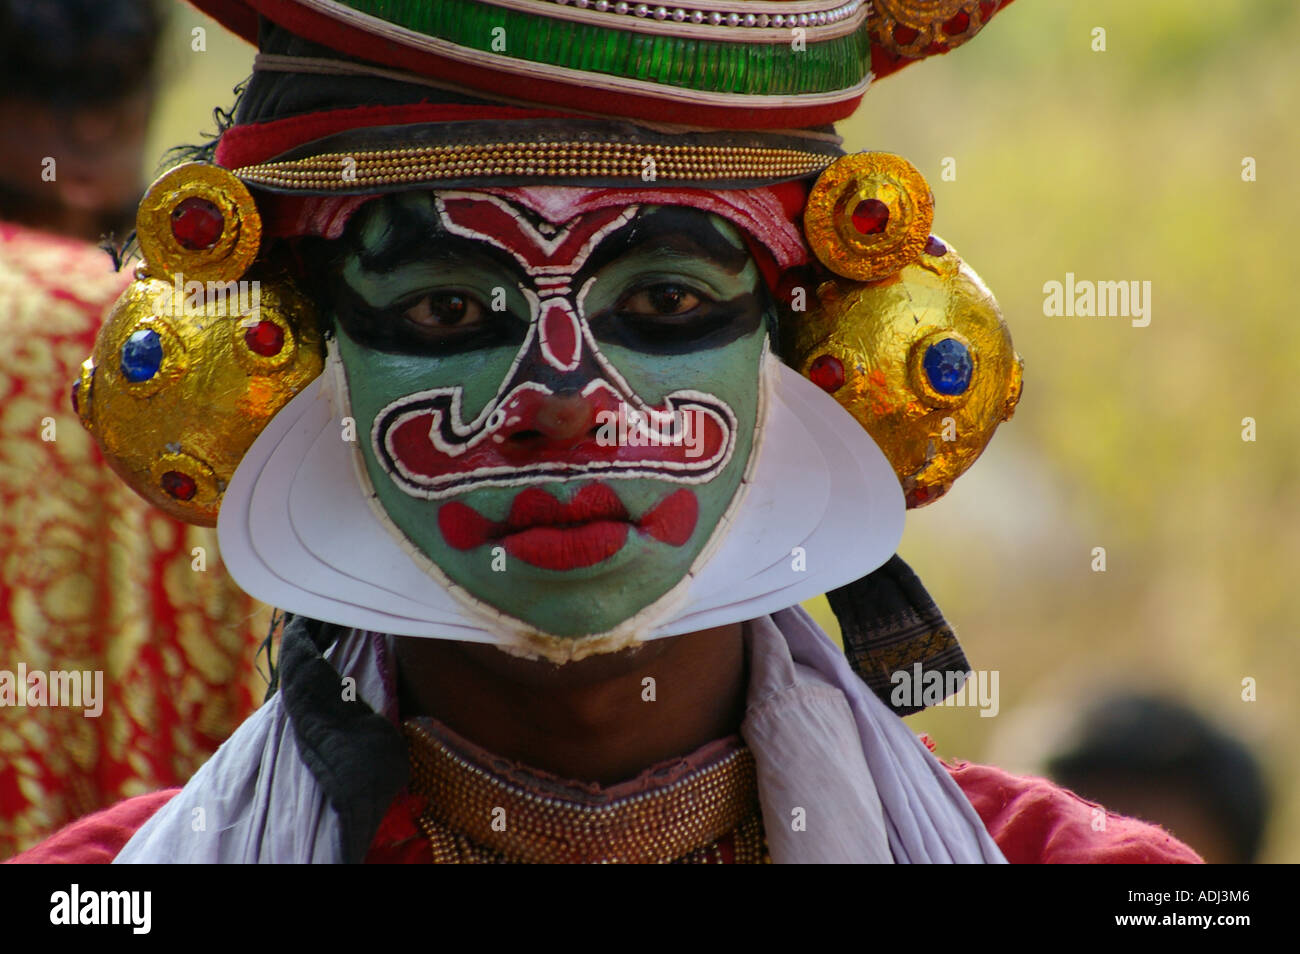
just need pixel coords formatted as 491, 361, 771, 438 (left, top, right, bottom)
404, 718, 769, 863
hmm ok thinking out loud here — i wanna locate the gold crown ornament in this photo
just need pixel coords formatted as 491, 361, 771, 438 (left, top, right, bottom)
802, 151, 935, 282
870, 0, 994, 58
74, 163, 324, 526
786, 154, 1021, 507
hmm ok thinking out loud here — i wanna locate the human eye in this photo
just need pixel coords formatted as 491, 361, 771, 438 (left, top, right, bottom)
590, 278, 748, 353
335, 285, 524, 355
616, 282, 704, 318
400, 290, 486, 333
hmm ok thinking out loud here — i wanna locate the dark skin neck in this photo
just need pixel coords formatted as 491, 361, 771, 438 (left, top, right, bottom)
393, 623, 747, 785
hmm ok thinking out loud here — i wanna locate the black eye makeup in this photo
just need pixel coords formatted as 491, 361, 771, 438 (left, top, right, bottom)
619, 283, 703, 317
323, 197, 530, 355
588, 279, 760, 354
332, 283, 526, 356
320, 196, 767, 356
578, 207, 766, 354
400, 290, 482, 333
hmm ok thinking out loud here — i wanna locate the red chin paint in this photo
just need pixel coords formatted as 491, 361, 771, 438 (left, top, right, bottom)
437, 483, 699, 571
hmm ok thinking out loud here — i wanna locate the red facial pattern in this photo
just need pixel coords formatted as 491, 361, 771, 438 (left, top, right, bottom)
384, 381, 731, 487
372, 192, 737, 499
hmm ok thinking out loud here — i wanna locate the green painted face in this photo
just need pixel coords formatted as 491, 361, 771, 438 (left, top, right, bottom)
325, 189, 769, 649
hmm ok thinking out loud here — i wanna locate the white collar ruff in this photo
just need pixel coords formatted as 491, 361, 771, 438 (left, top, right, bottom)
217, 351, 905, 652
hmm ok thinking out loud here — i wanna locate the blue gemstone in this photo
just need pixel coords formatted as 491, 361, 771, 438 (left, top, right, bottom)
922, 338, 973, 395
120, 329, 163, 382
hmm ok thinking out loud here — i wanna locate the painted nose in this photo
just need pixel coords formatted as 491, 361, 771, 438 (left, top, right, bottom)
536, 393, 596, 441
499, 390, 599, 455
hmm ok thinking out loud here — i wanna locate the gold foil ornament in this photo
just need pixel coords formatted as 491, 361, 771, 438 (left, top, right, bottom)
871, 1, 989, 57
135, 162, 262, 285
781, 236, 1022, 507
75, 270, 324, 525
803, 151, 934, 283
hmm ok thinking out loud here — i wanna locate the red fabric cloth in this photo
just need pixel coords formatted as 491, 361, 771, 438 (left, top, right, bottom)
363, 792, 433, 864
945, 760, 1203, 864
6, 759, 1203, 864
4, 789, 180, 865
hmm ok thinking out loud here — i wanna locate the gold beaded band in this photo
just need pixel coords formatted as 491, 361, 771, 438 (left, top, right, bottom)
233, 140, 836, 191
404, 719, 767, 863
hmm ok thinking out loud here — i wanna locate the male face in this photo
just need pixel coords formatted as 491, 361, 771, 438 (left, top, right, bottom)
326, 190, 770, 649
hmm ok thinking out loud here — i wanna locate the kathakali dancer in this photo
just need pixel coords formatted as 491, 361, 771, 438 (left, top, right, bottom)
15, 0, 1200, 863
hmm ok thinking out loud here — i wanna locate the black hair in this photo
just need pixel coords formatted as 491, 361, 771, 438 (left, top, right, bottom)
157, 80, 246, 173
1047, 694, 1271, 862
0, 0, 163, 108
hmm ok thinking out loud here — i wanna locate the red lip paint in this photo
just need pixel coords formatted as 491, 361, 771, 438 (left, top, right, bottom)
437, 483, 699, 570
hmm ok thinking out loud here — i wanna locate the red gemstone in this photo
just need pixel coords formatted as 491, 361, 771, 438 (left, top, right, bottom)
170, 197, 224, 251
243, 320, 285, 356
851, 199, 889, 235
161, 470, 197, 501
808, 354, 845, 393
943, 11, 971, 35
893, 24, 919, 45
925, 235, 947, 257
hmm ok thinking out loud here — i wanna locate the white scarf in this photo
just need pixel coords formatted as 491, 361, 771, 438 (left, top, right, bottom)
116, 609, 1005, 864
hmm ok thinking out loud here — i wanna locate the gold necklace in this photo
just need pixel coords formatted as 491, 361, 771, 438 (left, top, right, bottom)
404, 719, 769, 864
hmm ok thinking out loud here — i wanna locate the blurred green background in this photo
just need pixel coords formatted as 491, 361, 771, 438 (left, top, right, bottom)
146, 0, 1299, 861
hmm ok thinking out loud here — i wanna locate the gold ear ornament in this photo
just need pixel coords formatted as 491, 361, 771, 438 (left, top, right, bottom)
782, 235, 1022, 508
74, 163, 324, 525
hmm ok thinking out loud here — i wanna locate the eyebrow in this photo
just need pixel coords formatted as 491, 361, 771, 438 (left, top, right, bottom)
359, 238, 509, 278
349, 196, 524, 279
348, 199, 751, 285
575, 206, 753, 282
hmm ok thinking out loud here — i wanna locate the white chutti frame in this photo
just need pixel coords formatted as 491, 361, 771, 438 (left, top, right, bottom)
218, 354, 904, 645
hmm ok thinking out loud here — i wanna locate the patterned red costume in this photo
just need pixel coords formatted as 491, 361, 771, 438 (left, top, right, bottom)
0, 223, 266, 859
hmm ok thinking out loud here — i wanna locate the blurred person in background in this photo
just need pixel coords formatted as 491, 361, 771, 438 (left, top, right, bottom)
0, 0, 265, 859
0, 0, 154, 241
1047, 694, 1270, 865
